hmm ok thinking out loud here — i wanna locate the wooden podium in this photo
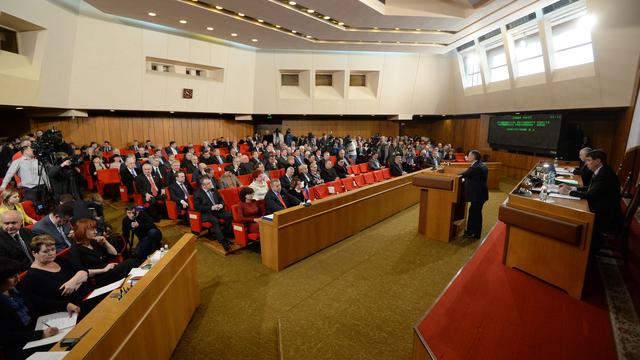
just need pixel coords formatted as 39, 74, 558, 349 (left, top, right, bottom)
412, 171, 466, 242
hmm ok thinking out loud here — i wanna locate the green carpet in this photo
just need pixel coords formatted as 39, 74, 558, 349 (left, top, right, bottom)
104, 178, 515, 359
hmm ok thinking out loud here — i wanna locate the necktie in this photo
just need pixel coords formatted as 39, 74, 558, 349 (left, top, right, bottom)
207, 190, 216, 205
148, 175, 158, 196
130, 168, 137, 177
276, 192, 286, 208
180, 183, 188, 199
57, 226, 71, 247
155, 168, 162, 179
14, 233, 33, 261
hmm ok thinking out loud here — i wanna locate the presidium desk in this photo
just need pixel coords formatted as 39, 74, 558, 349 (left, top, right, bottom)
50, 234, 199, 359
498, 161, 594, 299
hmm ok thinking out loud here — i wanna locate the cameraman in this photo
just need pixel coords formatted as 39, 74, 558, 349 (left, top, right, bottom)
0, 145, 49, 204
48, 154, 82, 202
122, 206, 162, 259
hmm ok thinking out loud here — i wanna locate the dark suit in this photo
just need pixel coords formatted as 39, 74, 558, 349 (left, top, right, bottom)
212, 155, 225, 165
569, 164, 623, 245
279, 175, 293, 191
169, 181, 193, 209
335, 164, 349, 178
298, 172, 313, 187
265, 190, 301, 215
390, 162, 404, 177
32, 215, 73, 250
120, 166, 139, 194
0, 229, 33, 271
152, 167, 165, 187
165, 170, 178, 186
368, 158, 382, 171
572, 163, 593, 188
165, 146, 179, 156
194, 188, 233, 246
239, 163, 254, 175
320, 167, 340, 183
460, 161, 489, 237
135, 173, 164, 221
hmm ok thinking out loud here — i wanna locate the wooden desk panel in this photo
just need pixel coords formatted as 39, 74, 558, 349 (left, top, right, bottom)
259, 171, 424, 271
499, 162, 594, 299
51, 234, 199, 359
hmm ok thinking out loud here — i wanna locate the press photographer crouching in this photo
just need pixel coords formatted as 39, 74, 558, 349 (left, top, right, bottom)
122, 206, 162, 259
48, 153, 83, 202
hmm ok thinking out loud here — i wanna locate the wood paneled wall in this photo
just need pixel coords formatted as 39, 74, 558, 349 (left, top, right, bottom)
281, 119, 399, 138
29, 116, 254, 149
402, 116, 491, 155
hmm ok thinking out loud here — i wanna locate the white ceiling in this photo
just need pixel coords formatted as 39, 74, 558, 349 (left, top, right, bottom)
84, 0, 551, 53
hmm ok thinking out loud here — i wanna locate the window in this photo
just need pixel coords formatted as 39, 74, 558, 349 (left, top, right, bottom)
512, 31, 545, 76
460, 50, 482, 88
486, 45, 509, 82
315, 73, 332, 86
550, 13, 594, 69
281, 73, 299, 86
349, 74, 366, 87
0, 26, 18, 54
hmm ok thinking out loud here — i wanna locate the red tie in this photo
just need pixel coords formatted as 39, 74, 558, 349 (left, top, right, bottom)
148, 175, 158, 196
276, 192, 286, 208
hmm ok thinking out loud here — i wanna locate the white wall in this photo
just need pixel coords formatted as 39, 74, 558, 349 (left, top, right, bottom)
0, 0, 637, 116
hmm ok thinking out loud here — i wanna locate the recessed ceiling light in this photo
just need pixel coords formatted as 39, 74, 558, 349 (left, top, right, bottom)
291, 30, 297, 33
110, 109, 115, 112
258, 19, 264, 23
394, 27, 400, 30
148, 12, 157, 17
374, 27, 378, 29
442, 114, 446, 117
179, 19, 187, 24
215, 5, 223, 10
288, 1, 297, 5
231, 33, 238, 36
396, 41, 400, 43
306, 9, 314, 13
275, 24, 281, 28
206, 26, 214, 31
338, 22, 344, 26
238, 13, 245, 17
15, 107, 23, 110
323, 16, 330, 20
416, 28, 421, 31
170, 111, 175, 113
251, 38, 258, 42
306, 35, 311, 38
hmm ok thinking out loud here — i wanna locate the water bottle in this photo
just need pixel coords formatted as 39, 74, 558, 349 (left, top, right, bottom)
539, 185, 548, 202
548, 162, 556, 185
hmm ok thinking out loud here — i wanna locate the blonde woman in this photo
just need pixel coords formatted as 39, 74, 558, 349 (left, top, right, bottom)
0, 188, 36, 226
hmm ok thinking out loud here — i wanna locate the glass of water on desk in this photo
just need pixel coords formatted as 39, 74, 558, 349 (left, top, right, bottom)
539, 186, 549, 202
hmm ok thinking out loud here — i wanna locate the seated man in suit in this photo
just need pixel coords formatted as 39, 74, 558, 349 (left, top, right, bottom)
181, 153, 198, 174
32, 204, 74, 251
572, 147, 593, 187
335, 159, 349, 179
212, 148, 226, 165
168, 171, 193, 222
390, 154, 407, 177
150, 157, 165, 187
238, 155, 254, 175
320, 160, 340, 183
194, 177, 233, 251
199, 151, 215, 165
560, 149, 623, 252
368, 152, 384, 170
120, 156, 140, 195
0, 210, 34, 271
265, 179, 301, 215
165, 160, 181, 186
279, 167, 295, 192
134, 163, 165, 222
297, 164, 314, 187
165, 141, 179, 156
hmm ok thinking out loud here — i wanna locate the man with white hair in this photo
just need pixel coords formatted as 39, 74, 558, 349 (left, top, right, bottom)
0, 210, 34, 271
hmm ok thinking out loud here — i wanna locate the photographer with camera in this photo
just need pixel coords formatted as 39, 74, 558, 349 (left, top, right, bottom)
122, 206, 162, 259
48, 153, 83, 202
0, 145, 49, 205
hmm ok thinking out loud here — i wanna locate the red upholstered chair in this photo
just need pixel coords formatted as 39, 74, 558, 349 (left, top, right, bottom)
165, 189, 190, 220
358, 163, 369, 173
239, 144, 249, 153
455, 153, 466, 162
186, 173, 193, 183
219, 187, 241, 207
354, 174, 366, 187
268, 170, 281, 180
326, 180, 344, 194
312, 184, 329, 199
237, 174, 253, 186
20, 200, 42, 222
348, 165, 360, 175
382, 168, 392, 179
373, 170, 384, 182
341, 177, 358, 191
278, 168, 285, 178
188, 187, 240, 236
230, 202, 261, 247
175, 153, 184, 162
363, 172, 376, 185
96, 169, 121, 197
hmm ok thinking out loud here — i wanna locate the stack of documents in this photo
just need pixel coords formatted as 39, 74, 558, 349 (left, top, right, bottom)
23, 312, 79, 350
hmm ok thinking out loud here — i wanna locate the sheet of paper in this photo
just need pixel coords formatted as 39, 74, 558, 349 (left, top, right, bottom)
23, 329, 71, 349
262, 214, 274, 221
26, 351, 69, 360
84, 278, 125, 300
128, 268, 149, 277
556, 178, 578, 186
549, 193, 581, 200
35, 312, 77, 331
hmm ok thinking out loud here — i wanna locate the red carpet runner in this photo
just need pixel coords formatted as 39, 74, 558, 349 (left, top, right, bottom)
415, 222, 616, 360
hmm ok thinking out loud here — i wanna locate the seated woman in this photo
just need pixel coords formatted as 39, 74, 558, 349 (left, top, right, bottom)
0, 188, 36, 226
237, 187, 265, 234
21, 235, 101, 318
219, 165, 241, 189
288, 177, 309, 203
248, 170, 269, 200
90, 156, 107, 183
70, 219, 142, 287
0, 257, 62, 359
308, 162, 324, 186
